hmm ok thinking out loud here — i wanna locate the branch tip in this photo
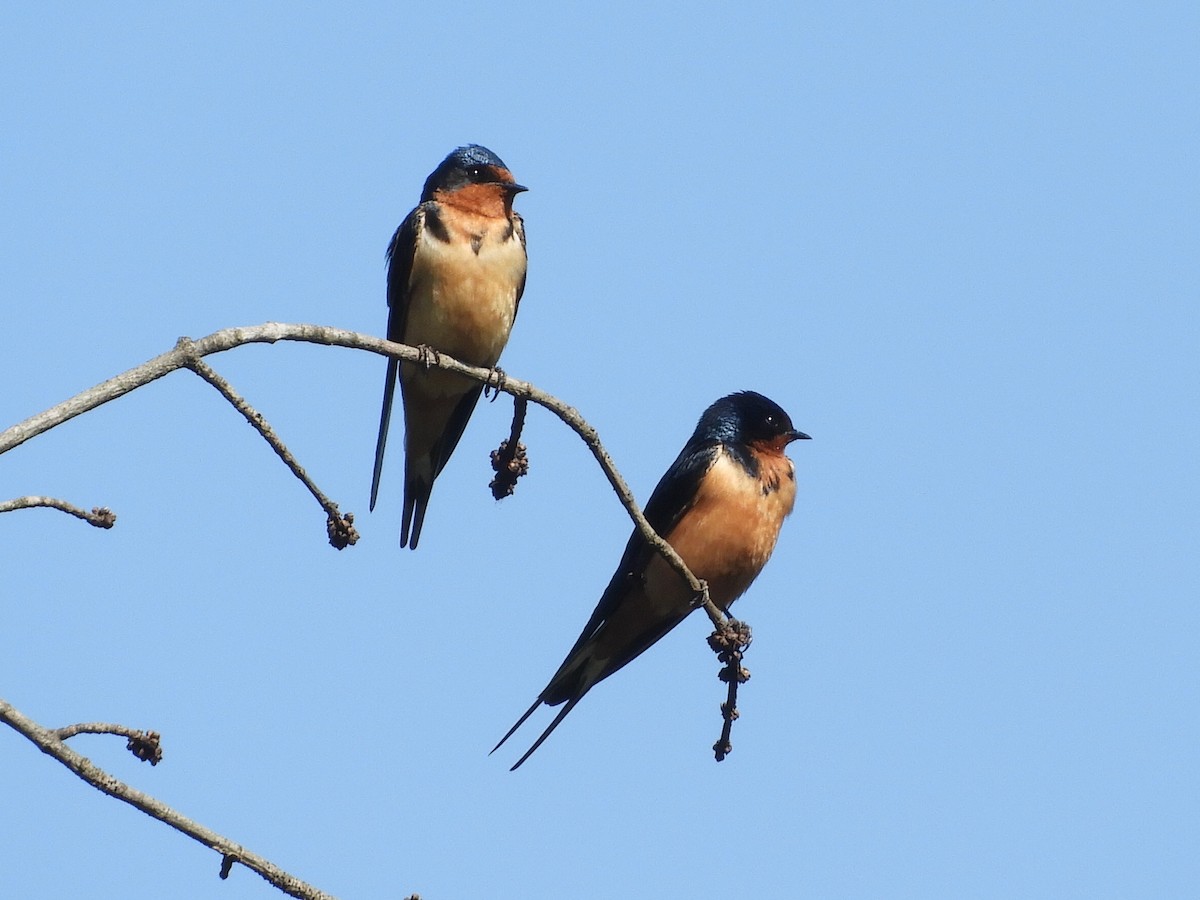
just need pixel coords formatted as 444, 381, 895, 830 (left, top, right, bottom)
708, 619, 753, 762
127, 731, 163, 765
327, 511, 359, 550
489, 441, 529, 499
0, 496, 118, 528
489, 396, 530, 499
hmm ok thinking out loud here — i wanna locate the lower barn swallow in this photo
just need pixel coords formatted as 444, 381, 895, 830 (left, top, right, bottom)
493, 391, 810, 769
370, 145, 528, 548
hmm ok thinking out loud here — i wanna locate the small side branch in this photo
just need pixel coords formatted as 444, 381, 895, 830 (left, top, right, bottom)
0, 697, 341, 900
490, 396, 529, 499
0, 496, 116, 528
180, 346, 359, 550
54, 722, 163, 765
708, 619, 753, 762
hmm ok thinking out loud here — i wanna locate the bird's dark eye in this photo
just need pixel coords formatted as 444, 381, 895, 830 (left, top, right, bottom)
468, 166, 484, 179
765, 414, 776, 427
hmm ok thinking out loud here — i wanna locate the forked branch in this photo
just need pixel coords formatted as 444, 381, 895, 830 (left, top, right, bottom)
0, 698, 340, 900
0, 323, 720, 621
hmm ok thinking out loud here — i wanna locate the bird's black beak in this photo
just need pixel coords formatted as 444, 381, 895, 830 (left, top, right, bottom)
789, 429, 812, 442
506, 182, 529, 194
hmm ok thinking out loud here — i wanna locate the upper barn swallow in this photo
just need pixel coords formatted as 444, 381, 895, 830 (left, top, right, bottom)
370, 145, 528, 548
493, 390, 810, 769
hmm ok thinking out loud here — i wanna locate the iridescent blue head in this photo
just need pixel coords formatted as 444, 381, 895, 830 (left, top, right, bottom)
421, 144, 527, 201
694, 391, 811, 448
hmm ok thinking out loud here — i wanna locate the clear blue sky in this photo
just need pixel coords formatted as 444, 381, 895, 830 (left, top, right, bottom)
3, 3, 1197, 898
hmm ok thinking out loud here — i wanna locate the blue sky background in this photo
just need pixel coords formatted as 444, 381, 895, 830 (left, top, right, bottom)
2, 3, 1197, 898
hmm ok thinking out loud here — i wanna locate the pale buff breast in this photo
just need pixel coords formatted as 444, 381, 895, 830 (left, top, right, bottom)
404, 217, 524, 371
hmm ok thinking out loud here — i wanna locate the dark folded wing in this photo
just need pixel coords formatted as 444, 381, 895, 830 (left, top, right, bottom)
554, 440, 718, 669
385, 206, 423, 342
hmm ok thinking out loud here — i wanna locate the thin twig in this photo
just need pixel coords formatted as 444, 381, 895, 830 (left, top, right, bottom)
0, 697, 340, 900
180, 348, 358, 549
54, 722, 164, 765
0, 496, 116, 528
708, 620, 753, 762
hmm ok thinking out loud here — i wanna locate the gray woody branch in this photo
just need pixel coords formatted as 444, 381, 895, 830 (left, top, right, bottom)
0, 322, 741, 898
0, 697, 339, 900
0, 496, 115, 527
0, 322, 719, 622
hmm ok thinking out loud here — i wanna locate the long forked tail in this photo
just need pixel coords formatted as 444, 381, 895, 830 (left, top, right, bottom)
491, 698, 543, 757
491, 695, 585, 771
369, 358, 399, 512
400, 469, 433, 549
508, 698, 583, 771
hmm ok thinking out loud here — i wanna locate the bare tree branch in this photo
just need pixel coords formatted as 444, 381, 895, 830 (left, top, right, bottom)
0, 697, 340, 900
0, 322, 723, 623
0, 495, 116, 528
2, 320, 760, 897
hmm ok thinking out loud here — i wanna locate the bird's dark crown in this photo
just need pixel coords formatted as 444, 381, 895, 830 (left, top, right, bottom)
421, 144, 522, 201
692, 391, 803, 446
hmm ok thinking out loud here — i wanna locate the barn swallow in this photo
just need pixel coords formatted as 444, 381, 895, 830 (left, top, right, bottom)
492, 390, 810, 769
370, 144, 528, 548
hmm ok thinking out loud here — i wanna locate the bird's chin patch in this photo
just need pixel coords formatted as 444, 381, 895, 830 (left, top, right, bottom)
437, 182, 517, 219
752, 434, 797, 455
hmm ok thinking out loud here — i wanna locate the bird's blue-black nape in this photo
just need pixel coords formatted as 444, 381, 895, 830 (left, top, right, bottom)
421, 144, 517, 200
